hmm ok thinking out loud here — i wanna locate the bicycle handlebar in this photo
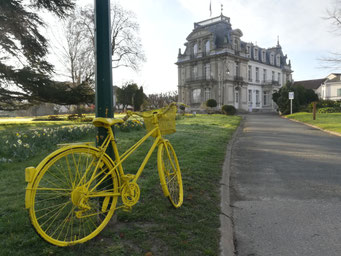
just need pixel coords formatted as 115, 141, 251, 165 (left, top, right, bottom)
126, 102, 179, 119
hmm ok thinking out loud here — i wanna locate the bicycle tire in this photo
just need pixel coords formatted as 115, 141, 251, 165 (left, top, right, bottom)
157, 141, 183, 208
28, 146, 120, 246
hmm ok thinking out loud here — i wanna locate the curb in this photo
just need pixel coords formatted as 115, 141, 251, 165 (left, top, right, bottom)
219, 116, 244, 256
281, 116, 341, 137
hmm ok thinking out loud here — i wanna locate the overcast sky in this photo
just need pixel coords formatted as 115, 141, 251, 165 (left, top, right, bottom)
51, 0, 341, 94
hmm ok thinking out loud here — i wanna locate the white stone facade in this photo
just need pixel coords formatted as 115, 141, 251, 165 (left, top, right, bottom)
176, 15, 293, 112
320, 74, 341, 101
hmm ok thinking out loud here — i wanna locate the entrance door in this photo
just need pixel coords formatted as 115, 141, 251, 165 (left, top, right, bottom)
234, 90, 239, 109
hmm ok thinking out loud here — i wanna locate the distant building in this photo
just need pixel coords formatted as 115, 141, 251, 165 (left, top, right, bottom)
176, 14, 293, 112
294, 73, 341, 101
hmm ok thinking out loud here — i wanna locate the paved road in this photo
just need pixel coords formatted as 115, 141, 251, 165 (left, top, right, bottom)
231, 113, 341, 256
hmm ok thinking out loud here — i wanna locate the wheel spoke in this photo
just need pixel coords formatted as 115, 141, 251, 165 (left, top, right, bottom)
30, 147, 119, 246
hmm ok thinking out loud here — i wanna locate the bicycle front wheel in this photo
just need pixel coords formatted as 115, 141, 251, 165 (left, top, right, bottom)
157, 141, 183, 208
29, 146, 120, 246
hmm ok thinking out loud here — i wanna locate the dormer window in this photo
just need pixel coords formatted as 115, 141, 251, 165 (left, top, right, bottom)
270, 53, 274, 65
262, 51, 266, 62
254, 48, 258, 60
276, 55, 280, 66
234, 38, 239, 51
193, 43, 198, 56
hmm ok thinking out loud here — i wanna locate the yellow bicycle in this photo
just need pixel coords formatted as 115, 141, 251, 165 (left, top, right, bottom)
24, 103, 183, 246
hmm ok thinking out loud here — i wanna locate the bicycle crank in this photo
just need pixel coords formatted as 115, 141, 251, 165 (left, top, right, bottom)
121, 182, 140, 207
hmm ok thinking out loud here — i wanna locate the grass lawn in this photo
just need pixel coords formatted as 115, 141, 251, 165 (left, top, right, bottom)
0, 114, 241, 256
286, 112, 341, 134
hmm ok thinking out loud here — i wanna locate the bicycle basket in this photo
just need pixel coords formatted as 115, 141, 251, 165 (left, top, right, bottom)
143, 104, 177, 137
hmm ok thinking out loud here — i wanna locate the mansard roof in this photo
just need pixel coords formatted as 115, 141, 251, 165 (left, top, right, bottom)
178, 15, 292, 70
187, 15, 233, 49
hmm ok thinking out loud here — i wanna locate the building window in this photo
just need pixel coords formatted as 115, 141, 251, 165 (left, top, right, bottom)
263, 69, 266, 82
248, 89, 252, 103
192, 89, 201, 103
255, 90, 260, 106
337, 88, 341, 97
205, 41, 210, 54
192, 65, 197, 79
254, 48, 258, 60
255, 67, 259, 82
193, 43, 198, 56
278, 72, 281, 84
262, 51, 266, 62
270, 53, 274, 65
263, 91, 269, 106
248, 65, 252, 81
276, 55, 280, 66
272, 71, 275, 81
234, 38, 238, 50
205, 63, 210, 80
204, 88, 211, 101
235, 62, 240, 76
246, 45, 251, 55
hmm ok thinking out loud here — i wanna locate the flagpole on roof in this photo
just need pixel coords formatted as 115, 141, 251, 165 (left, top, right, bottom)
209, 0, 212, 17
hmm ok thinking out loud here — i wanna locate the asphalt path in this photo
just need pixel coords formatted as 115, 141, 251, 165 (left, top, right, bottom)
231, 113, 341, 256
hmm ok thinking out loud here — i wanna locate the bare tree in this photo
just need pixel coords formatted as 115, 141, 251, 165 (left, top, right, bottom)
320, 3, 341, 69
74, 3, 145, 71
56, 9, 95, 87
147, 91, 178, 109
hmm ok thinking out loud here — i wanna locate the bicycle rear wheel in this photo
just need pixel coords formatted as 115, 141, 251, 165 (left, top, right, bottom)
29, 146, 120, 246
157, 141, 183, 208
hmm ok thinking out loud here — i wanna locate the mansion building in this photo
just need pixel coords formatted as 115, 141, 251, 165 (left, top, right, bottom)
176, 15, 293, 112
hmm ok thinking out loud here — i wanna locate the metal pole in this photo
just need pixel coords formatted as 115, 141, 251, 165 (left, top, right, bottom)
94, 0, 113, 156
290, 99, 292, 115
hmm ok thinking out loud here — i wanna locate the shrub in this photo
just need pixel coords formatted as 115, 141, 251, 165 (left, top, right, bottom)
272, 82, 318, 114
48, 115, 63, 121
67, 114, 85, 120
317, 107, 341, 113
115, 120, 144, 132
206, 99, 217, 108
222, 105, 236, 115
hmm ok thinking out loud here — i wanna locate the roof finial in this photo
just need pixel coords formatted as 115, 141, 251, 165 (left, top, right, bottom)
221, 4, 223, 15
277, 35, 280, 47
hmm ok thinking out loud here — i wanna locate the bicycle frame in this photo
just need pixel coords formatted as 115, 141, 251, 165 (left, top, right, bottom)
90, 115, 164, 192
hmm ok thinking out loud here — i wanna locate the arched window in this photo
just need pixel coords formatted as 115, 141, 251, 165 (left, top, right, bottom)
205, 41, 210, 54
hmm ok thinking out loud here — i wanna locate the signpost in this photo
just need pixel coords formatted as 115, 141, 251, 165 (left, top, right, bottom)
313, 102, 317, 120
289, 91, 294, 115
